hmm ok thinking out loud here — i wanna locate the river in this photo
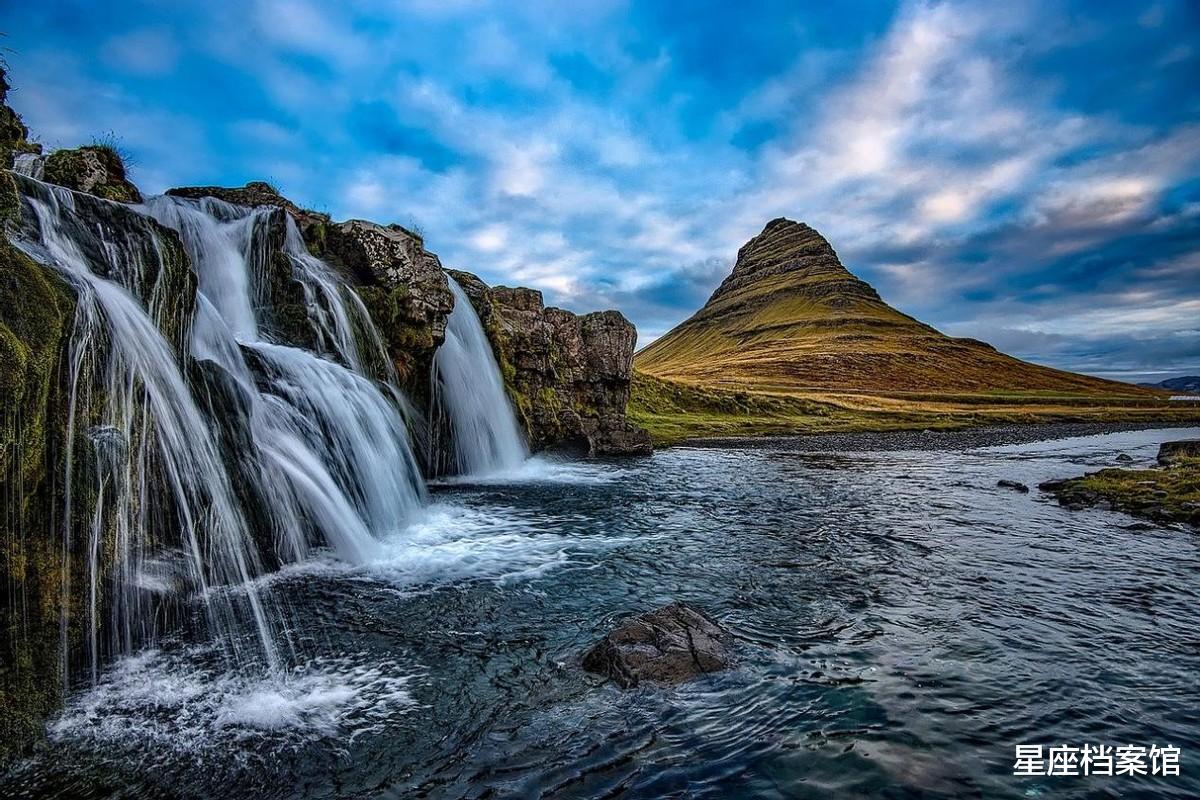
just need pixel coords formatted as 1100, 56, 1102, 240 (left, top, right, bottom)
4, 426, 1198, 799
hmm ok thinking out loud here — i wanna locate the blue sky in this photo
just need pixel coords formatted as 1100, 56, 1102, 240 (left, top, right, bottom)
5, 0, 1199, 380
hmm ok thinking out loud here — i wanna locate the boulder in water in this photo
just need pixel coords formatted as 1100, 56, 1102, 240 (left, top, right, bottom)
1115, 453, 1134, 463
583, 603, 732, 688
1157, 440, 1200, 465
997, 479, 1029, 493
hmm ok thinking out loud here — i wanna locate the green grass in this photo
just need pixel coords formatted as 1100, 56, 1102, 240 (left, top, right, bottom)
629, 370, 1200, 447
1041, 457, 1200, 526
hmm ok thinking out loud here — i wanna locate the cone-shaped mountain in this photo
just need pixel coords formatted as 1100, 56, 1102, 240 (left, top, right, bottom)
636, 218, 1145, 395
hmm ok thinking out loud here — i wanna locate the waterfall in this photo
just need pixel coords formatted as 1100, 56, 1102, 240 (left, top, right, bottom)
144, 195, 427, 562
433, 276, 528, 476
14, 178, 280, 682
11, 176, 429, 688
12, 152, 45, 180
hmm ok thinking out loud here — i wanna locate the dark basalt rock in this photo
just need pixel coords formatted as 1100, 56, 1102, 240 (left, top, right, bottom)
997, 479, 1029, 493
1115, 453, 1134, 463
1158, 440, 1200, 465
582, 603, 732, 688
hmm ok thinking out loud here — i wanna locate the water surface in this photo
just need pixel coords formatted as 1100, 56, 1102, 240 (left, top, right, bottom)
5, 427, 1198, 799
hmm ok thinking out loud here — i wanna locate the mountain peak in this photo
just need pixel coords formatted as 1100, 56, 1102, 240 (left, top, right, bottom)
637, 218, 1142, 396
709, 218, 870, 306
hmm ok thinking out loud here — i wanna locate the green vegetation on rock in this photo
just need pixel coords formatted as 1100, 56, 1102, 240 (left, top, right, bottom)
0, 236, 75, 762
44, 145, 143, 204
1039, 457, 1200, 527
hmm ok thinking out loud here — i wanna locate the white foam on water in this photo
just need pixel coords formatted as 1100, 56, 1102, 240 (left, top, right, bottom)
249, 502, 629, 594
430, 455, 627, 486
49, 647, 417, 753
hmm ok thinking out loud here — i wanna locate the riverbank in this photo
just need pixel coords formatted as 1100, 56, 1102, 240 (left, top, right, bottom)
629, 371, 1200, 448
676, 421, 1200, 452
1040, 449, 1200, 528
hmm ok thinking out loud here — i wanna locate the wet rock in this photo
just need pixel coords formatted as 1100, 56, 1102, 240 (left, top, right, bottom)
1157, 440, 1200, 466
448, 269, 652, 456
1115, 453, 1134, 463
13, 173, 195, 352
324, 220, 455, 392
43, 145, 142, 204
582, 603, 732, 688
997, 479, 1029, 493
166, 180, 331, 244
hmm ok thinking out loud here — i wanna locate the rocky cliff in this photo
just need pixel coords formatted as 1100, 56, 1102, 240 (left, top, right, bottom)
448, 270, 651, 455
163, 182, 648, 456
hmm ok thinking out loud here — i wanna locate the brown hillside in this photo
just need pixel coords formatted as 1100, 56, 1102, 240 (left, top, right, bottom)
636, 218, 1150, 397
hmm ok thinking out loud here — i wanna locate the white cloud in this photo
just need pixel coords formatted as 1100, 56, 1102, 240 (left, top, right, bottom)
470, 223, 509, 253
101, 28, 178, 76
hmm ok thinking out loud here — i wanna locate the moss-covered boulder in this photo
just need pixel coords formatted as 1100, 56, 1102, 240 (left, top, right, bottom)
447, 269, 651, 455
43, 145, 142, 204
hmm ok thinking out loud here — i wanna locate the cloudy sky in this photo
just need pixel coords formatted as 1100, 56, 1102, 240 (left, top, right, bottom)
6, 0, 1199, 381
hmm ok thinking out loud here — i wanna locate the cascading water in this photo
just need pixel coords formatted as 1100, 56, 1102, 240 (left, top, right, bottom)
10, 175, 430, 690
12, 177, 280, 682
145, 196, 426, 564
432, 277, 528, 476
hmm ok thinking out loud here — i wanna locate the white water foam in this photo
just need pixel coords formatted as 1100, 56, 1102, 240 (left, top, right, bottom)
430, 455, 627, 486
49, 647, 417, 753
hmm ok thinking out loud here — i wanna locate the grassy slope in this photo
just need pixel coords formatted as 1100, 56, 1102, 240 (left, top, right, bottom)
630, 219, 1192, 444
636, 267, 1148, 396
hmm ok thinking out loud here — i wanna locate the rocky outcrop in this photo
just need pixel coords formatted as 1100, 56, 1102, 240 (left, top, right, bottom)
448, 270, 652, 456
582, 603, 733, 688
0, 71, 41, 173
43, 145, 142, 204
1158, 440, 1200, 465
324, 220, 454, 387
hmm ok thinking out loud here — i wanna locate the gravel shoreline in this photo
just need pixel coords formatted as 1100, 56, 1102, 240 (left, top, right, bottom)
677, 421, 1200, 453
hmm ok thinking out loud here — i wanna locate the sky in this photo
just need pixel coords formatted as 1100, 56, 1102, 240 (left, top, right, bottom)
5, 0, 1199, 382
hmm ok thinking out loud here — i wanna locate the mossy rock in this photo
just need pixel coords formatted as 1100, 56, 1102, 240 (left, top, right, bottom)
0, 240, 76, 762
43, 145, 143, 204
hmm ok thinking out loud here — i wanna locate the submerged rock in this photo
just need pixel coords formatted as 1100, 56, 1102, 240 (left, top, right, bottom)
1115, 453, 1134, 463
1158, 440, 1200, 466
997, 479, 1029, 493
582, 603, 732, 688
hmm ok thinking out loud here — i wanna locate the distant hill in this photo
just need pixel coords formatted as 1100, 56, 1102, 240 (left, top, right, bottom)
1140, 376, 1200, 393
636, 218, 1151, 397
